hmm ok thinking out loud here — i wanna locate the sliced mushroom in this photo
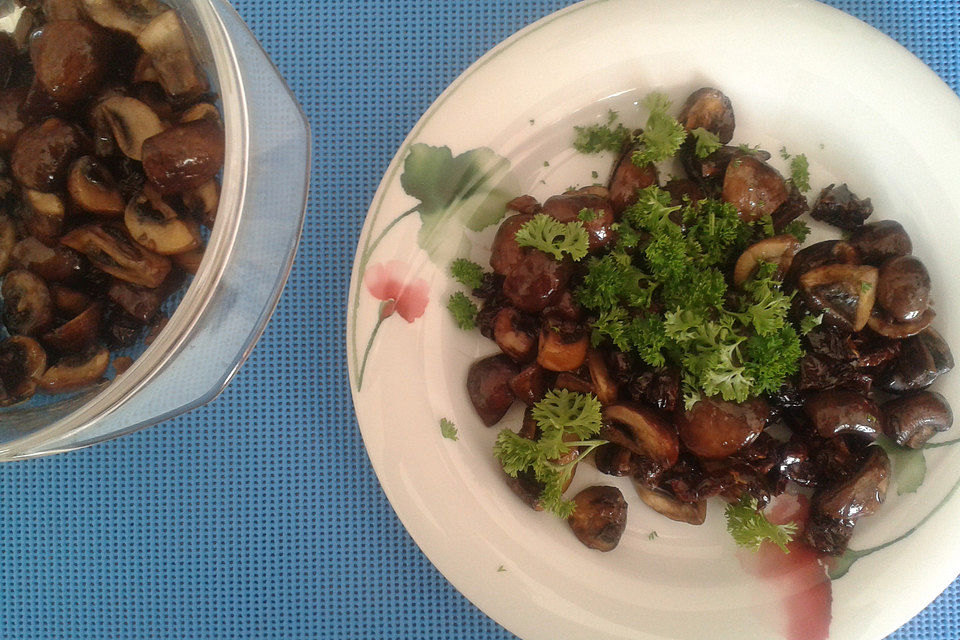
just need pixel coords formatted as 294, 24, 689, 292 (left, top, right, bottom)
492, 307, 537, 362
141, 118, 225, 194
593, 444, 640, 477
50, 285, 91, 316
633, 481, 706, 525
804, 389, 882, 440
0, 87, 28, 152
172, 246, 204, 274
815, 447, 890, 520
721, 154, 788, 222
733, 234, 799, 287
810, 183, 873, 229
78, 0, 167, 36
0, 336, 47, 406
537, 321, 588, 372
508, 363, 548, 406
61, 224, 171, 288
182, 179, 219, 226
602, 402, 679, 470
11, 237, 84, 283
136, 10, 209, 100
39, 344, 110, 393
179, 102, 221, 126
784, 240, 859, 289
847, 220, 912, 266
67, 156, 125, 215
866, 308, 934, 339
21, 189, 66, 240
567, 486, 628, 551
586, 349, 618, 405
132, 53, 160, 83
0, 214, 15, 275
883, 391, 953, 449
31, 20, 107, 104
555, 371, 593, 395
466, 354, 519, 426
41, 302, 101, 353
607, 144, 659, 214
876, 255, 930, 323
106, 278, 163, 323
42, 0, 87, 20
1, 269, 54, 336
124, 189, 201, 255
675, 397, 769, 460
541, 192, 615, 251
93, 96, 164, 161
678, 87, 735, 143
10, 117, 84, 191
799, 264, 878, 332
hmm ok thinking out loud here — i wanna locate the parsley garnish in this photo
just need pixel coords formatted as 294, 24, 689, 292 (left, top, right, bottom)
447, 292, 478, 330
782, 219, 811, 242
648, 531, 659, 541
789, 153, 811, 192
450, 258, 485, 290
577, 208, 599, 222
493, 390, 607, 518
440, 418, 459, 441
800, 313, 824, 335
691, 127, 722, 159
514, 214, 590, 261
632, 93, 687, 166
725, 495, 798, 553
573, 110, 632, 154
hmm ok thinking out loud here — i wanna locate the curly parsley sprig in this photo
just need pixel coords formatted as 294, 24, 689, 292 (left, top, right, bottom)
514, 214, 590, 261
725, 495, 798, 553
631, 93, 688, 166
494, 390, 607, 518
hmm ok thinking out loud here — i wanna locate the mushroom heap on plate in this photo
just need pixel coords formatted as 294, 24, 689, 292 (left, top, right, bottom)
0, 0, 224, 404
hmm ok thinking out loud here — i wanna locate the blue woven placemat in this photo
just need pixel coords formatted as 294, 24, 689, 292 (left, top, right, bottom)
0, 1, 955, 639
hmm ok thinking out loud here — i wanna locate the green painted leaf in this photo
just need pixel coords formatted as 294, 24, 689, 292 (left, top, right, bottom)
400, 144, 520, 264
828, 548, 868, 580
874, 435, 927, 495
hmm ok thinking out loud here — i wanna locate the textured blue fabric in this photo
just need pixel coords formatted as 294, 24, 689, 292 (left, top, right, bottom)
0, 1, 954, 639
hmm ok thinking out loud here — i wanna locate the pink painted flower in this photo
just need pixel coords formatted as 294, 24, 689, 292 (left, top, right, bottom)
365, 261, 430, 322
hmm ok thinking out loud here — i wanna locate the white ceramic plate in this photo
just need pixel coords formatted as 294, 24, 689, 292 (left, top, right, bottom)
347, 1, 960, 638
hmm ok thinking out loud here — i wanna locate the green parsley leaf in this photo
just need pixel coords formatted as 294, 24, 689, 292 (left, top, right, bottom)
779, 145, 791, 160
781, 219, 811, 242
691, 127, 722, 158
648, 531, 659, 541
632, 93, 687, 165
737, 143, 763, 156
447, 292, 478, 330
573, 109, 632, 154
591, 170, 600, 179
790, 153, 811, 192
497, 565, 507, 572
494, 390, 607, 518
450, 258, 485, 290
440, 418, 459, 441
725, 495, 798, 553
514, 213, 590, 261
577, 208, 599, 222
800, 313, 824, 335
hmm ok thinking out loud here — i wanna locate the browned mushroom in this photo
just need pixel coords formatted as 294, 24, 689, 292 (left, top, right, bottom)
492, 307, 537, 362
0, 336, 47, 406
536, 320, 588, 372
554, 371, 593, 395
866, 308, 934, 339
799, 264, 878, 332
181, 179, 219, 226
875, 255, 930, 323
106, 279, 164, 323
2, 269, 54, 336
30, 20, 108, 104
784, 240, 860, 289
141, 118, 224, 195
810, 184, 873, 229
607, 144, 659, 214
20, 189, 66, 240
124, 189, 201, 254
78, 0, 167, 36
883, 391, 953, 449
567, 486, 628, 551
721, 155, 788, 222
803, 513, 856, 557
0, 87, 28, 152
172, 246, 204, 274
39, 344, 110, 393
880, 329, 953, 393
593, 444, 640, 477
42, 0, 87, 21
541, 192, 615, 252
466, 354, 519, 426
67, 156, 125, 215
179, 102, 221, 127
803, 389, 881, 440
846, 220, 912, 266
41, 302, 101, 353
586, 349, 618, 404
676, 397, 769, 460
508, 363, 548, 406
502, 250, 571, 313
93, 96, 164, 161
490, 213, 532, 276
814, 447, 890, 520
633, 480, 706, 525
10, 117, 84, 191
10, 237, 84, 283
136, 10, 209, 100
733, 234, 799, 287
678, 87, 735, 143
602, 402, 679, 470
50, 285, 91, 316
61, 224, 171, 288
